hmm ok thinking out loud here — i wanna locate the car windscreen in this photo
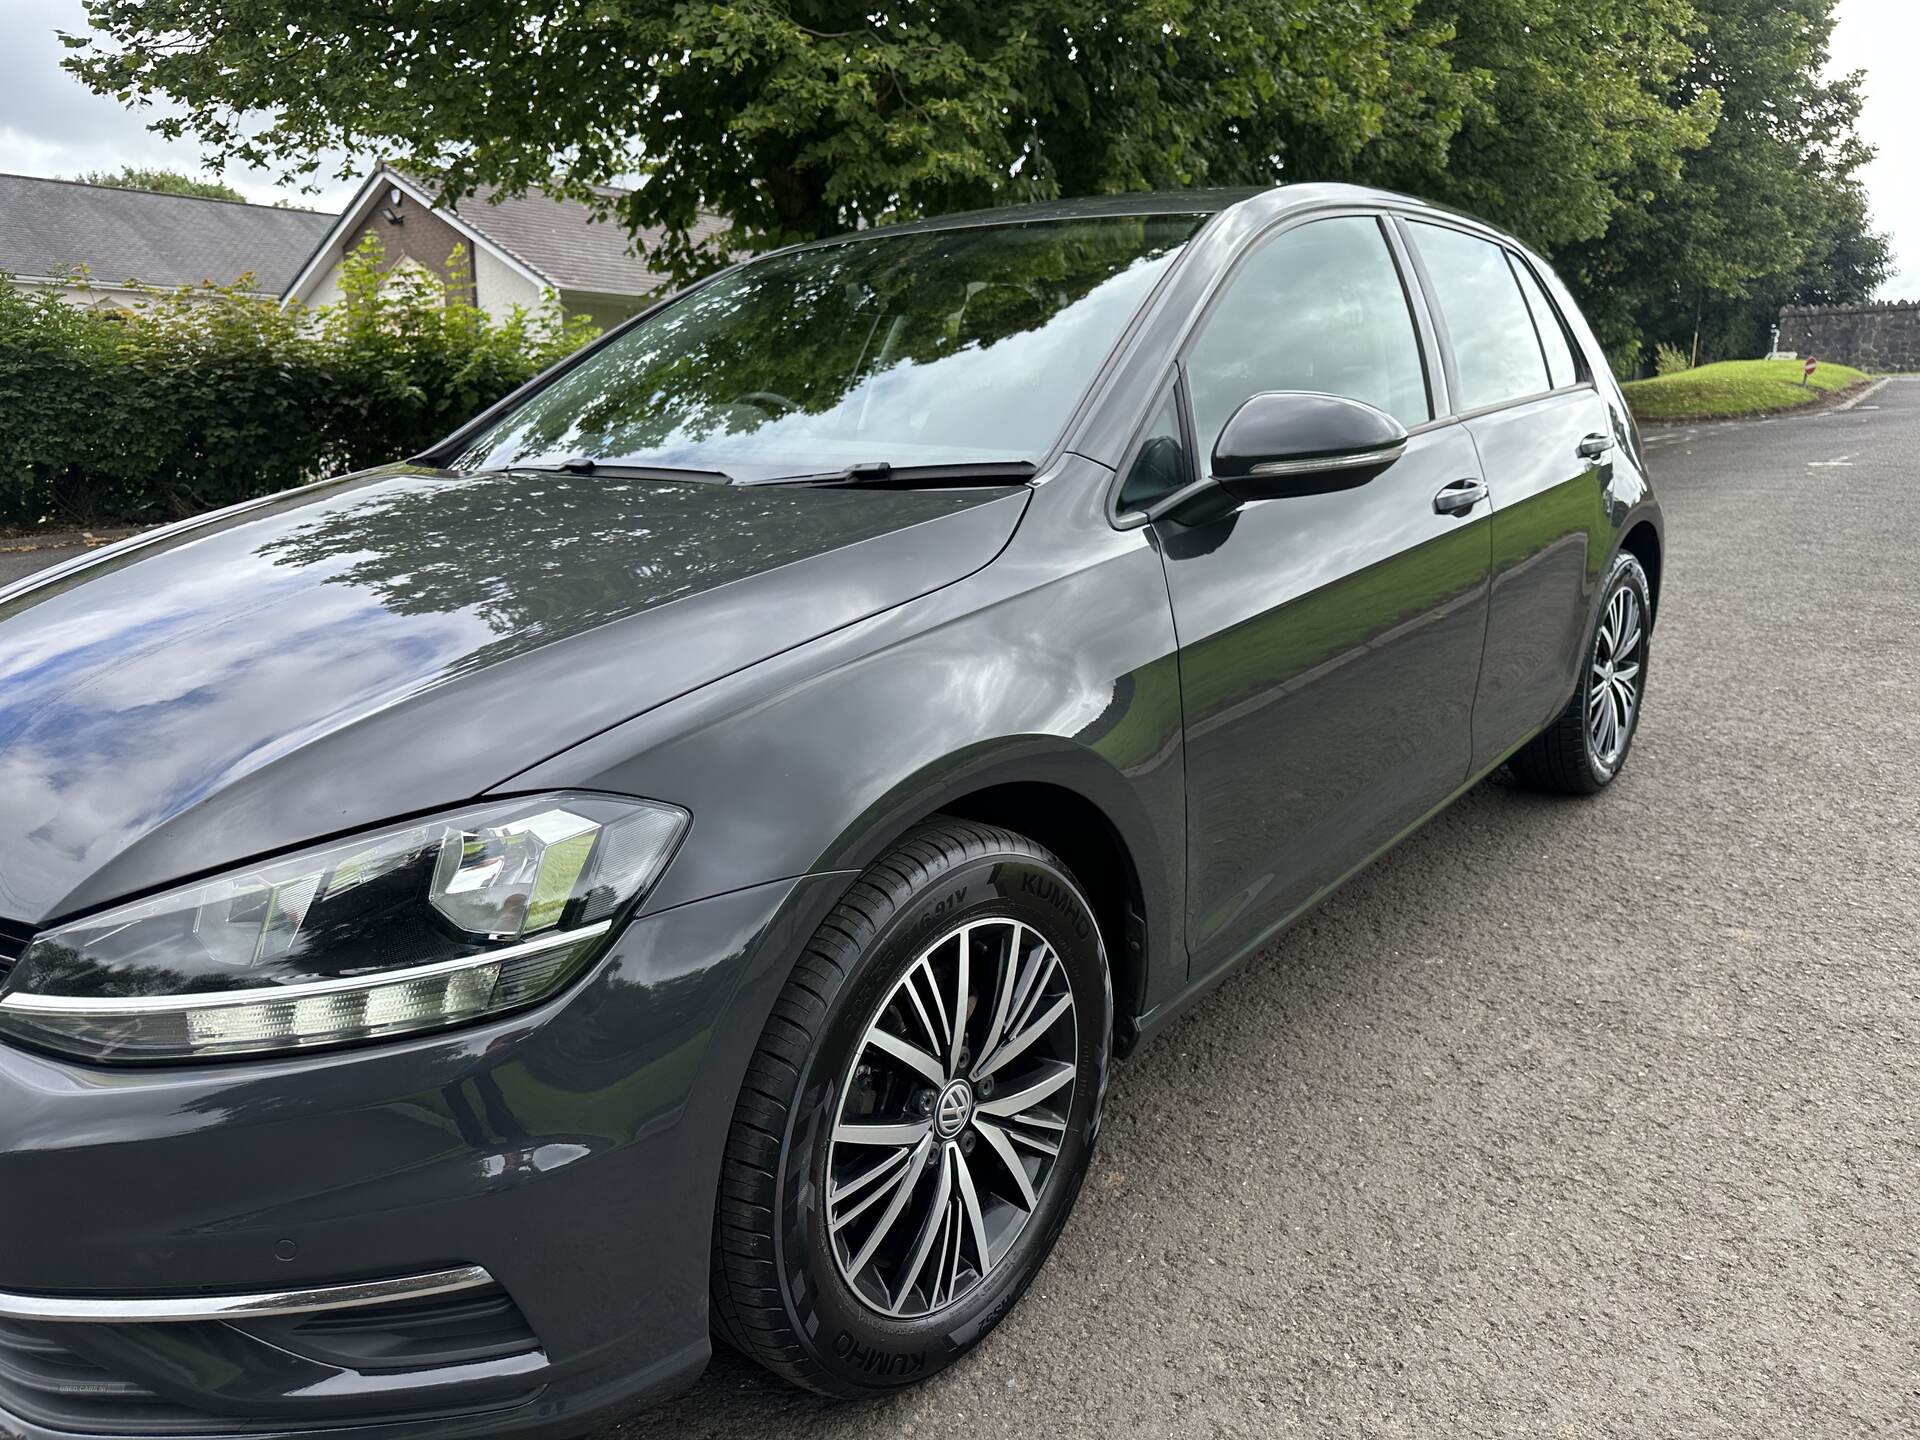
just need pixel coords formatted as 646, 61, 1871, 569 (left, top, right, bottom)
450, 213, 1208, 484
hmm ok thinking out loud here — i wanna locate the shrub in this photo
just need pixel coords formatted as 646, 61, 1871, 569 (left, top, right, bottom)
0, 237, 600, 529
1652, 342, 1693, 377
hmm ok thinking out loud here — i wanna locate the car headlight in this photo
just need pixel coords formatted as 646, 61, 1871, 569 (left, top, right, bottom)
0, 793, 687, 1064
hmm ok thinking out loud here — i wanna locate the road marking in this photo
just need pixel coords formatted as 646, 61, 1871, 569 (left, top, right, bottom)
1807, 455, 1854, 468
1831, 376, 1891, 412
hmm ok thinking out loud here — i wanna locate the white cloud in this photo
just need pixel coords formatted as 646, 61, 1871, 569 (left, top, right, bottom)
0, 0, 357, 211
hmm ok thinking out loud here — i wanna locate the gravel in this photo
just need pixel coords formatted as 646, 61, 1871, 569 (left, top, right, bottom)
7, 385, 1916, 1436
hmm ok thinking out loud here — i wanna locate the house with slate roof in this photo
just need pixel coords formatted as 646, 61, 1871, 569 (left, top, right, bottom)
0, 172, 337, 309
283, 165, 729, 329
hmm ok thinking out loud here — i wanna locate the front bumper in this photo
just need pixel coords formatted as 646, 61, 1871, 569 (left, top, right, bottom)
0, 872, 846, 1440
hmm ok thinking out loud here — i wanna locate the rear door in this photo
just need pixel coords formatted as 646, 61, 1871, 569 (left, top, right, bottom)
1134, 213, 1492, 981
1398, 220, 1617, 769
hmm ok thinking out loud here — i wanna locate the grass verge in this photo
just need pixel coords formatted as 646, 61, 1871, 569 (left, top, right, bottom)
1622, 358, 1871, 422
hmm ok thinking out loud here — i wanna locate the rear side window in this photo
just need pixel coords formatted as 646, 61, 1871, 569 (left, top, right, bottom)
1185, 215, 1430, 462
1510, 256, 1581, 390
1409, 222, 1549, 411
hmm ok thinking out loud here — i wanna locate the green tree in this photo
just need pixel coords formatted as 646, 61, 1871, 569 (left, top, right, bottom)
59, 0, 1888, 369
1554, 0, 1889, 368
71, 164, 246, 201
1344, 0, 1720, 257
63, 1, 1478, 279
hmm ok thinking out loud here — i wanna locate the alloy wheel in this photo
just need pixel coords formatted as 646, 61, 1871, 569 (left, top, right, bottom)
827, 917, 1079, 1319
1588, 583, 1646, 770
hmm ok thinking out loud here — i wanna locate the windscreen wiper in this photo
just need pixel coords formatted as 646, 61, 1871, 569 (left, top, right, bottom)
753, 460, 1038, 489
514, 456, 736, 485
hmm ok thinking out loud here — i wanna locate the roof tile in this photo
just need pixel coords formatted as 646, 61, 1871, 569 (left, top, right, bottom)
0, 173, 336, 294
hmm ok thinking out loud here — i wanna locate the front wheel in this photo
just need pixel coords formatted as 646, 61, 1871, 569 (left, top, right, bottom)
710, 820, 1111, 1395
1509, 550, 1652, 794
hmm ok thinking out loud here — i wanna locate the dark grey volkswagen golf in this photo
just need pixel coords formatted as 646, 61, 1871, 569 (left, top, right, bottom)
0, 184, 1660, 1435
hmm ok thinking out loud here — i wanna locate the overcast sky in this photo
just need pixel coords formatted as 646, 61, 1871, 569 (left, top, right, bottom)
0, 0, 1914, 298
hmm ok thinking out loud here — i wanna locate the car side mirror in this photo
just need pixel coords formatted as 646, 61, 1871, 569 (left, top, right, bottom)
1142, 391, 1413, 528
1212, 391, 1408, 501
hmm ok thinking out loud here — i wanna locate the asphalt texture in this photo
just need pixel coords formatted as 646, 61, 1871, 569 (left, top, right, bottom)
5, 382, 1916, 1435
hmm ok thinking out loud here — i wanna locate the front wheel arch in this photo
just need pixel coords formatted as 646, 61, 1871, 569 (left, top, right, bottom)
807, 742, 1175, 1049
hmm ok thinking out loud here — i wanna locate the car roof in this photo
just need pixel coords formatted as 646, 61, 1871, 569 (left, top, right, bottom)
772, 182, 1504, 253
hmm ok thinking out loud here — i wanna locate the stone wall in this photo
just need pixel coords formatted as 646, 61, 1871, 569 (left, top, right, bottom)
1777, 301, 1920, 373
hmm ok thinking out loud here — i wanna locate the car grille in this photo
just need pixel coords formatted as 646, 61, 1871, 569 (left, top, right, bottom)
0, 918, 31, 989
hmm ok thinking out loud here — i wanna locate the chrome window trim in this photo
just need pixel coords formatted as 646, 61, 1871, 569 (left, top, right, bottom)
0, 1265, 495, 1324
0, 921, 612, 1016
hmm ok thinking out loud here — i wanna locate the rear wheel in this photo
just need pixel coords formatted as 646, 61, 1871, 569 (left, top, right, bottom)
1509, 550, 1652, 794
710, 819, 1111, 1395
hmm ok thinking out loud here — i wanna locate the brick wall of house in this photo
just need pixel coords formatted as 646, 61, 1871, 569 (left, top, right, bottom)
336, 188, 479, 304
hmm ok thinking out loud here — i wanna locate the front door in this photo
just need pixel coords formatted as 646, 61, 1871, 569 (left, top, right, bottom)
1141, 214, 1493, 981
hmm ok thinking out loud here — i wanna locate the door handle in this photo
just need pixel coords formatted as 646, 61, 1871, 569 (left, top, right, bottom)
1433, 478, 1488, 517
1578, 432, 1614, 460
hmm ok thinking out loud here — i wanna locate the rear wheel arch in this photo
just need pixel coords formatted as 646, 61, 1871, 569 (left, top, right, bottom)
1620, 519, 1662, 620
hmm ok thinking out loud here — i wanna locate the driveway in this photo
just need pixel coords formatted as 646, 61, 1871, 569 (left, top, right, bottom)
6, 384, 1917, 1436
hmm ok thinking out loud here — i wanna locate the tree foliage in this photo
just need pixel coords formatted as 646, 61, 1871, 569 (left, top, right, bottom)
60, 0, 1890, 374
0, 239, 598, 528
71, 165, 246, 201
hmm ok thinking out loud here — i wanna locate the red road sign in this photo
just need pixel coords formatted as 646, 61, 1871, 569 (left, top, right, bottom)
1805, 356, 1818, 376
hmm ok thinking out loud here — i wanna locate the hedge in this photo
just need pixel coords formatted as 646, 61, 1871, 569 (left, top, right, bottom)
0, 238, 601, 529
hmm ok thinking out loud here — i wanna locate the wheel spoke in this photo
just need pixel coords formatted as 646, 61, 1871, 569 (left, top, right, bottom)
977, 1060, 1075, 1120
917, 956, 953, 1060
980, 923, 1021, 1074
889, 1143, 955, 1313
948, 924, 971, 1074
834, 1115, 933, 1147
831, 1144, 915, 1206
1616, 595, 1642, 656
843, 1134, 933, 1278
865, 1028, 946, 1087
977, 990, 1073, 1080
972, 1118, 1038, 1210
901, 968, 944, 1057
1004, 1117, 1063, 1157
831, 1148, 919, 1232
952, 1145, 994, 1273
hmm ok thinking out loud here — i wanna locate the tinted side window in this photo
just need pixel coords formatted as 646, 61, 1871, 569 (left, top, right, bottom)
1510, 255, 1580, 390
1118, 391, 1192, 511
1186, 216, 1429, 462
1410, 222, 1549, 411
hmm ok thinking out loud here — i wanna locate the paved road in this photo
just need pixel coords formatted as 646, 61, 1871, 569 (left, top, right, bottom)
6, 385, 1917, 1435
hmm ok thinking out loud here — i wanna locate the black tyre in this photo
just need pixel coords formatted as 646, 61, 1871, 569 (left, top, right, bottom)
1509, 550, 1652, 795
710, 819, 1112, 1396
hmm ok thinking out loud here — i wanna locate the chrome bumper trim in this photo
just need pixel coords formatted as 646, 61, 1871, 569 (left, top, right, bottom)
0, 1264, 493, 1324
